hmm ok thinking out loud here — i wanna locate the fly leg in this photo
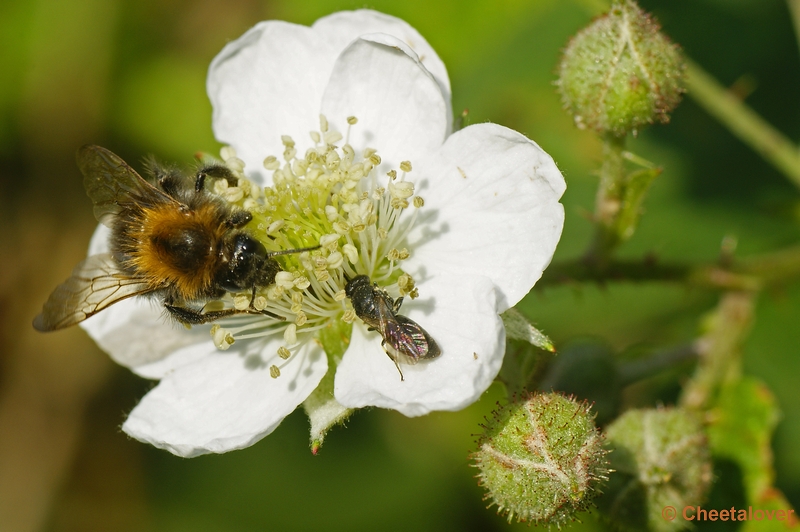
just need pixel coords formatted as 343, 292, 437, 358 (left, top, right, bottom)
380, 339, 405, 381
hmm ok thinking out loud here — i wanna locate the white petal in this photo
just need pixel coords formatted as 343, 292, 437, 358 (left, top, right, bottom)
82, 298, 211, 378
207, 21, 338, 183
80, 225, 209, 378
313, 9, 452, 130
122, 339, 328, 457
406, 123, 566, 312
320, 35, 448, 173
334, 275, 503, 416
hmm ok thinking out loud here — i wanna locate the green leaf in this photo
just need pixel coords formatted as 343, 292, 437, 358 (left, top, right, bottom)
500, 308, 555, 352
302, 318, 353, 453
614, 165, 662, 242
707, 377, 797, 531
498, 309, 555, 396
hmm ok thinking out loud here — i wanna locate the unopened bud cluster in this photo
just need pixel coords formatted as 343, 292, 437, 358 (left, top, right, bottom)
557, 0, 685, 136
597, 407, 712, 532
472, 392, 609, 526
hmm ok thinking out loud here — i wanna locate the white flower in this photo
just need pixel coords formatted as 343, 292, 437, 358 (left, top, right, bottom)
80, 9, 565, 457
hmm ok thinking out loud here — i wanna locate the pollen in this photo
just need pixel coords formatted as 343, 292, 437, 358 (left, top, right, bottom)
207, 115, 429, 377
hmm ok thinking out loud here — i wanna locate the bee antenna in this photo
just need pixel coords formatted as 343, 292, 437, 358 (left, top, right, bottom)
268, 244, 321, 258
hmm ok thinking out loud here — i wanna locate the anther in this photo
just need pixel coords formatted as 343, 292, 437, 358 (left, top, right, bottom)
253, 296, 267, 311
326, 252, 344, 269
319, 234, 339, 250
325, 205, 338, 222
324, 131, 343, 145
220, 146, 237, 161
233, 294, 250, 310
263, 155, 280, 170
342, 244, 358, 264
283, 325, 297, 345
211, 325, 235, 351
226, 157, 246, 173
275, 271, 295, 289
267, 220, 285, 233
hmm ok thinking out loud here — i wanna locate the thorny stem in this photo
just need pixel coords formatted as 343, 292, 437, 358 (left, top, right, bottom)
680, 292, 754, 411
540, 244, 800, 291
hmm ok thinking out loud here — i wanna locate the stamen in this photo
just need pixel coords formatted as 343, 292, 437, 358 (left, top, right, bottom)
208, 118, 431, 382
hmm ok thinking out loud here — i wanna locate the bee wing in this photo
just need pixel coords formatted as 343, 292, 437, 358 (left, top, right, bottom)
33, 253, 156, 331
77, 144, 177, 227
388, 314, 441, 363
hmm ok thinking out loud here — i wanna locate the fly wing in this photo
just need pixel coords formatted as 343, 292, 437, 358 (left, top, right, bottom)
33, 253, 156, 331
393, 314, 441, 363
77, 144, 177, 227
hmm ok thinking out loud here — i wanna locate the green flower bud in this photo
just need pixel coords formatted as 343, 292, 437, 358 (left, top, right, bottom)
472, 392, 609, 526
557, 0, 686, 136
598, 408, 713, 532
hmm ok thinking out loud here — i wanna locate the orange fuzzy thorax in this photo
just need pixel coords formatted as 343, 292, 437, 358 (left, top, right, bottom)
126, 202, 228, 300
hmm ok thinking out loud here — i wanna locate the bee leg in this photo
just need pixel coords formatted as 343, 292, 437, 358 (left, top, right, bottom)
245, 286, 286, 321
225, 210, 252, 228
164, 302, 285, 324
164, 302, 238, 325
195, 164, 238, 192
392, 296, 404, 313
380, 339, 405, 381
155, 169, 185, 198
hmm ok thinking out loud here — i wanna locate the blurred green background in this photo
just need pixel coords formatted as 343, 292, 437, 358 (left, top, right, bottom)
1, 0, 798, 530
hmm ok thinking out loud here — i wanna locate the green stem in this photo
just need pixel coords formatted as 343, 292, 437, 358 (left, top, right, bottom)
685, 59, 800, 190
539, 244, 800, 290
788, 0, 800, 58
538, 257, 759, 290
586, 134, 627, 266
680, 292, 754, 411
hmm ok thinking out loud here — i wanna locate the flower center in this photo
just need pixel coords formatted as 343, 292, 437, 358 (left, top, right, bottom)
208, 115, 425, 378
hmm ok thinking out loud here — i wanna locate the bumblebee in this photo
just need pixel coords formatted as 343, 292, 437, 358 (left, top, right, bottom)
33, 145, 317, 332
345, 275, 440, 380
